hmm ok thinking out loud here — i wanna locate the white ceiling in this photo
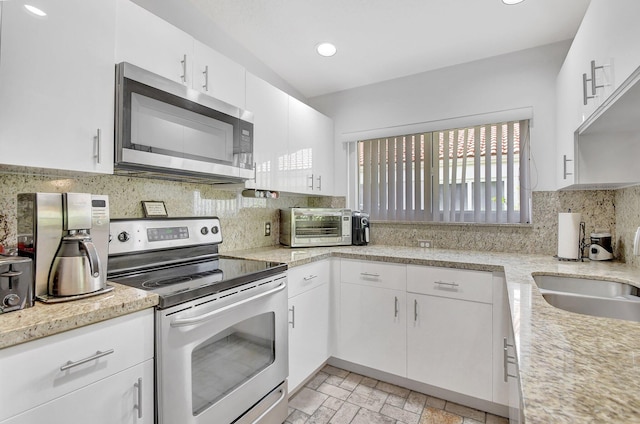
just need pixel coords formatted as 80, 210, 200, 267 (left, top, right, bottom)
187, 0, 591, 99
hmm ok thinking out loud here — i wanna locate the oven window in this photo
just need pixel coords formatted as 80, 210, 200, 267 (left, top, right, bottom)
191, 312, 275, 415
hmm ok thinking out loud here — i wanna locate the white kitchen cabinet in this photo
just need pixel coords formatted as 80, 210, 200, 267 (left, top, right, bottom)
0, 309, 154, 423
115, 0, 193, 86
287, 261, 331, 394
556, 0, 640, 189
245, 73, 290, 191
337, 259, 407, 377
116, 0, 246, 108
288, 97, 335, 195
492, 274, 510, 406
0, 0, 115, 174
406, 266, 493, 402
193, 40, 246, 108
1, 360, 154, 424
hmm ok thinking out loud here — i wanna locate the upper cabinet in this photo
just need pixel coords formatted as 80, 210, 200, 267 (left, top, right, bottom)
246, 73, 335, 195
556, 0, 640, 189
0, 0, 116, 174
115, 0, 245, 108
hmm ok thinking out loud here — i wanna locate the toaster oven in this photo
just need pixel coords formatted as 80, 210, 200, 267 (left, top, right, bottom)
280, 208, 351, 247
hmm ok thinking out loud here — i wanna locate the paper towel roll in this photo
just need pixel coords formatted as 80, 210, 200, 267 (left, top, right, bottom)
557, 212, 582, 260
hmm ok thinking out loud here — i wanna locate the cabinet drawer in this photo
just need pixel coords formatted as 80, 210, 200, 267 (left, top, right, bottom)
0, 309, 154, 421
288, 260, 330, 298
407, 265, 492, 303
340, 259, 406, 290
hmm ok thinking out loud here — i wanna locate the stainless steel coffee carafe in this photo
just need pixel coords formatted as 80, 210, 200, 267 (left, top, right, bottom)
48, 231, 102, 296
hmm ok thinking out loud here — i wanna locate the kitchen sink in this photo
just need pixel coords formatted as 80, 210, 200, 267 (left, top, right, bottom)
533, 274, 640, 323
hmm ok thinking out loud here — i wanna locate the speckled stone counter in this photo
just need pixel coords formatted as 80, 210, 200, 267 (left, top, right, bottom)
226, 245, 640, 424
0, 283, 158, 349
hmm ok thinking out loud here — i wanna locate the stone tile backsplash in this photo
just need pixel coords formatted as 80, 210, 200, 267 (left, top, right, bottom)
1, 172, 638, 266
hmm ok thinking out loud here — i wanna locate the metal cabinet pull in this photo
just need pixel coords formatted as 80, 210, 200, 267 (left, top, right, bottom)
202, 65, 209, 91
563, 155, 573, 179
307, 174, 314, 189
590, 60, 605, 95
316, 175, 322, 190
289, 305, 295, 328
583, 73, 594, 105
435, 281, 459, 288
414, 299, 418, 322
134, 377, 143, 419
360, 272, 380, 278
180, 54, 187, 83
95, 129, 102, 164
394, 296, 399, 318
60, 349, 114, 371
503, 337, 517, 382
303, 275, 318, 281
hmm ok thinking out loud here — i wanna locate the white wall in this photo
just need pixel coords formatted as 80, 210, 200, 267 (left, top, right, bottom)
310, 41, 571, 195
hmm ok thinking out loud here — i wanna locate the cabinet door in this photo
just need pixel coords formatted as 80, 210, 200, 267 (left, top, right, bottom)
313, 112, 335, 195
193, 40, 246, 108
115, 0, 193, 85
338, 282, 406, 377
0, 0, 115, 173
288, 283, 330, 393
245, 73, 289, 191
407, 293, 493, 401
1, 360, 154, 424
288, 97, 317, 194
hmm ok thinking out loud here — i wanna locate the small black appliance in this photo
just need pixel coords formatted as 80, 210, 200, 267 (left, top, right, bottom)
352, 211, 370, 246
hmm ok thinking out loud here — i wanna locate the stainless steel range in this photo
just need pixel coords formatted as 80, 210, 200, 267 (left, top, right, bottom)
107, 217, 289, 424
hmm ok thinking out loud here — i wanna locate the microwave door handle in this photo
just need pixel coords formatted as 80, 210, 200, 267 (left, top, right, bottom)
170, 281, 287, 327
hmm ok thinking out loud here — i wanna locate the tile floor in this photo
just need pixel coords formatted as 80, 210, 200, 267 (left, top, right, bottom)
286, 365, 508, 424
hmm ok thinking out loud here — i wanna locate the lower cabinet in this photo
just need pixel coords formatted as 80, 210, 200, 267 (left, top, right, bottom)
407, 293, 493, 401
287, 261, 331, 393
338, 282, 407, 377
1, 359, 154, 424
0, 309, 154, 424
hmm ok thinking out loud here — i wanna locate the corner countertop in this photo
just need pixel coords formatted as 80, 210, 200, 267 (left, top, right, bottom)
224, 245, 640, 424
0, 283, 158, 349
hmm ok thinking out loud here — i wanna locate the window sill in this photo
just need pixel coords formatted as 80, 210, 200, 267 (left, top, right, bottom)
370, 220, 533, 229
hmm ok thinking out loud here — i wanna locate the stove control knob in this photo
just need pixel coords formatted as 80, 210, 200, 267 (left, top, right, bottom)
3, 294, 20, 308
211, 226, 219, 234
117, 231, 130, 242
200, 227, 209, 235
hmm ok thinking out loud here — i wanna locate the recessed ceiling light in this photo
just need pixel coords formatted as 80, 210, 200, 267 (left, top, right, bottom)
24, 4, 47, 17
502, 0, 524, 4
316, 42, 337, 57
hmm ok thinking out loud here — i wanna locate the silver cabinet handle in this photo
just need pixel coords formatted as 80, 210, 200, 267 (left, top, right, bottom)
394, 296, 398, 318
503, 337, 517, 382
202, 65, 209, 91
134, 377, 143, 419
414, 299, 418, 322
180, 54, 187, 83
289, 305, 295, 328
360, 272, 380, 278
583, 72, 594, 105
307, 174, 314, 189
563, 155, 573, 179
303, 274, 318, 281
95, 128, 102, 164
316, 175, 322, 190
590, 60, 605, 95
60, 349, 114, 371
435, 281, 459, 288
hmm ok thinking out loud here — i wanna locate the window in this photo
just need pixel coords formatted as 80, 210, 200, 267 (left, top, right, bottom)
357, 120, 530, 224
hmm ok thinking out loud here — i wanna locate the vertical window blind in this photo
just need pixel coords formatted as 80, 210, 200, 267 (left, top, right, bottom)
358, 120, 530, 224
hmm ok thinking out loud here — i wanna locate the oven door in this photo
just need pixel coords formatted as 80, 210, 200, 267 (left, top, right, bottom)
156, 274, 288, 424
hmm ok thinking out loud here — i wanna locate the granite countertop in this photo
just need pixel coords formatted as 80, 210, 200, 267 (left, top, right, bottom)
0, 283, 158, 349
225, 245, 640, 424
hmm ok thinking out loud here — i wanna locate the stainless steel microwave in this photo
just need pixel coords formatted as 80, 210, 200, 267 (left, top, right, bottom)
115, 62, 253, 183
280, 208, 352, 247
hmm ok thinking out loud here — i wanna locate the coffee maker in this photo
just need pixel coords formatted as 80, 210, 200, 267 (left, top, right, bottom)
17, 192, 111, 302
352, 210, 370, 246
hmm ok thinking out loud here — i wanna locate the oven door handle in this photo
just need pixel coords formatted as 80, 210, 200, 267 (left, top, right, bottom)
170, 282, 287, 328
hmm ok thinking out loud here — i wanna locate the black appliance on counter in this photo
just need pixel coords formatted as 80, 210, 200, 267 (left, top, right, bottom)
351, 211, 370, 245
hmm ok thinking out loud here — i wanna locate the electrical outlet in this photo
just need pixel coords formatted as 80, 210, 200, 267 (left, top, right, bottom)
418, 239, 432, 248
264, 222, 271, 237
